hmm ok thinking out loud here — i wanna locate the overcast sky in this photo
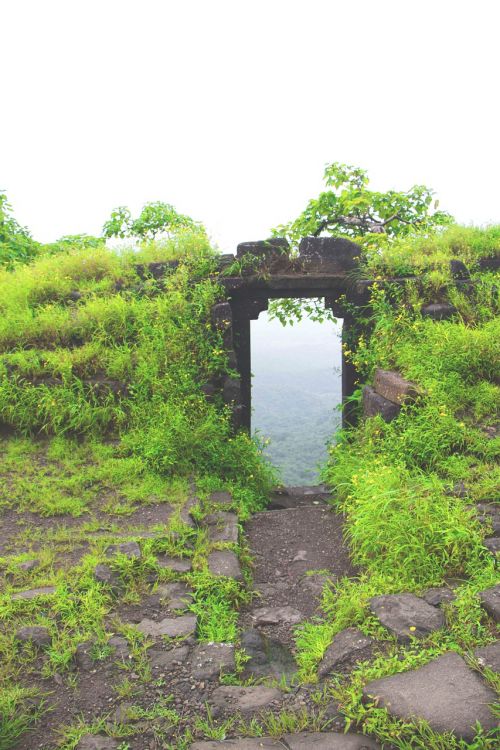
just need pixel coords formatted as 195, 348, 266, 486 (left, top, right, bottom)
3, 0, 499, 251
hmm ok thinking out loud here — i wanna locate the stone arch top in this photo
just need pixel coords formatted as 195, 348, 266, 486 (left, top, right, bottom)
215, 237, 366, 430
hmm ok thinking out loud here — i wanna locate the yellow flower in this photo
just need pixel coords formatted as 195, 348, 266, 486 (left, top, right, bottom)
409, 626, 416, 632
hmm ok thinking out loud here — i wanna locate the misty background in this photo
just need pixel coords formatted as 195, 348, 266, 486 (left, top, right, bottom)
251, 312, 343, 485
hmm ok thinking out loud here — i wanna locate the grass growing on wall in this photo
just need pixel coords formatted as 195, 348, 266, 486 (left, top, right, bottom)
293, 228, 499, 746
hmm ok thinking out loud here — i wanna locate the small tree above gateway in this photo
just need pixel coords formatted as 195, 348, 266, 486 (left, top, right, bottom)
103, 201, 199, 241
272, 162, 453, 248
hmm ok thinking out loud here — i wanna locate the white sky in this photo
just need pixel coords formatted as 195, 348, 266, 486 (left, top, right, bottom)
2, 0, 499, 251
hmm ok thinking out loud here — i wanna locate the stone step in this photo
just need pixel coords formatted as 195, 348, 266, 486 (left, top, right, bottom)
267, 485, 331, 510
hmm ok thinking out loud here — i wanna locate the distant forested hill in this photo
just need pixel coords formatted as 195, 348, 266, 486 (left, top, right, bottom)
251, 314, 342, 484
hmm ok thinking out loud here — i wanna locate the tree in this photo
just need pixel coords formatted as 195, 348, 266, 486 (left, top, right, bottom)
268, 162, 454, 324
272, 162, 453, 248
103, 201, 199, 241
0, 190, 39, 267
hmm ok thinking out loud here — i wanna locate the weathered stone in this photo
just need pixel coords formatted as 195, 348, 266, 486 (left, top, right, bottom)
479, 584, 500, 622
363, 652, 498, 740
373, 369, 419, 405
105, 541, 141, 559
298, 236, 360, 274
17, 559, 39, 572
318, 628, 374, 678
422, 587, 456, 607
75, 641, 95, 671
211, 302, 233, 350
369, 593, 444, 642
135, 615, 197, 638
205, 512, 239, 543
179, 496, 199, 528
76, 736, 119, 750
223, 377, 242, 405
450, 259, 471, 280
476, 503, 500, 534
474, 641, 500, 674
284, 732, 380, 749
190, 739, 283, 749
362, 386, 401, 422
149, 645, 190, 670
421, 303, 457, 320
210, 685, 283, 713
12, 586, 56, 600
108, 635, 130, 660
16, 625, 51, 648
189, 642, 235, 679
236, 238, 289, 260
209, 491, 233, 506
93, 564, 122, 592
240, 628, 297, 682
208, 550, 242, 580
156, 555, 192, 573
484, 537, 500, 554
251, 606, 303, 626
156, 581, 193, 610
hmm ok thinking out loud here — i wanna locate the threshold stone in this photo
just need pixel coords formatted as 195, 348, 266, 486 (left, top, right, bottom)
369, 593, 444, 642
363, 651, 498, 740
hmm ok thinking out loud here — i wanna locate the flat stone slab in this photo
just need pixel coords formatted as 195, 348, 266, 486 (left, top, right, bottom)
12, 586, 56, 600
209, 491, 233, 506
156, 581, 193, 610
284, 733, 380, 749
240, 628, 297, 682
484, 537, 500, 554
108, 636, 130, 660
93, 564, 122, 591
17, 559, 39, 571
210, 685, 283, 713
474, 641, 500, 674
479, 584, 500, 622
422, 587, 456, 607
363, 386, 400, 422
76, 737, 119, 750
105, 541, 141, 559
251, 606, 303, 626
373, 369, 419, 405
190, 735, 379, 750
16, 626, 51, 647
190, 740, 283, 749
369, 593, 444, 642
149, 645, 190, 670
135, 615, 197, 638
156, 555, 192, 573
188, 642, 235, 679
363, 651, 498, 740
208, 550, 242, 580
318, 628, 374, 678
205, 511, 239, 543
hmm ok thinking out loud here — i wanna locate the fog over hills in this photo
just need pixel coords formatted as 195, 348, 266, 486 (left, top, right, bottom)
251, 312, 343, 485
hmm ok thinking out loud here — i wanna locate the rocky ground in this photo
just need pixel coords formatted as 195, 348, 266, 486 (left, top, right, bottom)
3, 486, 499, 749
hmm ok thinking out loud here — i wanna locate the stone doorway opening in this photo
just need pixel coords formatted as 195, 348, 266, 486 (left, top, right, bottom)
251, 307, 343, 484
